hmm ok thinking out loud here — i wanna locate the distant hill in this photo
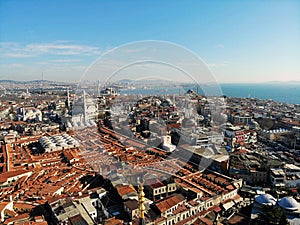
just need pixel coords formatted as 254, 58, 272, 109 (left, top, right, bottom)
117, 79, 133, 83
0, 80, 23, 84
0, 79, 69, 84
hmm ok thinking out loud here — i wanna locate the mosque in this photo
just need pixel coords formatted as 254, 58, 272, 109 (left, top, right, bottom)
63, 89, 98, 129
18, 107, 42, 123
252, 193, 300, 224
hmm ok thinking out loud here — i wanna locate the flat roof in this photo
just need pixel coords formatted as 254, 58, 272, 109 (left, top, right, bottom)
285, 164, 300, 170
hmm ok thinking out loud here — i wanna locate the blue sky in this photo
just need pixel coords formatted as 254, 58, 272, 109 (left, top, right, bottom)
0, 0, 299, 83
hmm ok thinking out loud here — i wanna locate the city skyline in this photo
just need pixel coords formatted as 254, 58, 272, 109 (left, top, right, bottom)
0, 0, 299, 83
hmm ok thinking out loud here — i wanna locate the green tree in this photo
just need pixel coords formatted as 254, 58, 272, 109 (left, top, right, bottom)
252, 205, 290, 225
279, 212, 290, 225
261, 205, 281, 224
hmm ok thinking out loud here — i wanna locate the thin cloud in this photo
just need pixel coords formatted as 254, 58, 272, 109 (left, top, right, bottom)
214, 44, 224, 49
0, 63, 24, 68
49, 59, 81, 63
0, 41, 102, 58
3, 53, 34, 58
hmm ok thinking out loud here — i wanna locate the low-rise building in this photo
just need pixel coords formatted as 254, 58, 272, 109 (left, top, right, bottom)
285, 164, 300, 188
124, 199, 139, 220
0, 170, 32, 187
270, 168, 286, 188
116, 184, 138, 201
144, 178, 177, 201
154, 193, 186, 218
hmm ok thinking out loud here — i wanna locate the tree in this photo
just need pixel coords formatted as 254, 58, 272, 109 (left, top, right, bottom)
279, 212, 290, 225
252, 205, 285, 225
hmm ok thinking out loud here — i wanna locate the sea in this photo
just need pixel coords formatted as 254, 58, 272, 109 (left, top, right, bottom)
220, 83, 300, 105
119, 83, 300, 105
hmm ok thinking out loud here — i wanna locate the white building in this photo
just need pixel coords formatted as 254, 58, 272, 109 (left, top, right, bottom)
39, 134, 79, 152
285, 164, 300, 188
162, 135, 176, 152
270, 168, 286, 188
75, 196, 97, 222
71, 90, 98, 128
20, 108, 42, 122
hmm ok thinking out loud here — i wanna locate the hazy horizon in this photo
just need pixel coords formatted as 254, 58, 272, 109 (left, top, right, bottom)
1, 78, 300, 85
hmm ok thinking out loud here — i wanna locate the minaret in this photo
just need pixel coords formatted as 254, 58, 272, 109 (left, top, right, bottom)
97, 80, 101, 97
83, 90, 87, 122
67, 88, 70, 111
22, 107, 26, 121
138, 179, 146, 225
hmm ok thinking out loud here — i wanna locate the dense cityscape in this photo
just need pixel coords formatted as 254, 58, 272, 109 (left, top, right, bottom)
0, 80, 299, 225
1, 1, 299, 224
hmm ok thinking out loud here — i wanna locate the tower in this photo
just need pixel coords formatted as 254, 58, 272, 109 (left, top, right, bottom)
67, 88, 70, 110
22, 107, 26, 121
138, 179, 146, 225
83, 90, 87, 122
97, 80, 101, 97
41, 72, 44, 95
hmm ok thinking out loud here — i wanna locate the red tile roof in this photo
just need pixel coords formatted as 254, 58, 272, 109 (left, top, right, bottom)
116, 184, 137, 196
156, 194, 185, 213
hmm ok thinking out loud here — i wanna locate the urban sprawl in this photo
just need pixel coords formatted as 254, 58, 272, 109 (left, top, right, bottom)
0, 81, 299, 225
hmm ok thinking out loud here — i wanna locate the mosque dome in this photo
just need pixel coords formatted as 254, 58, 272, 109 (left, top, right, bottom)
254, 194, 277, 206
278, 196, 300, 211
